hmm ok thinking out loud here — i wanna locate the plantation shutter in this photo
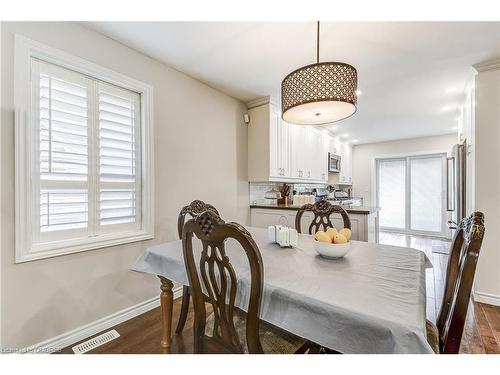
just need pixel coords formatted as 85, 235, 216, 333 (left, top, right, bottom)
98, 82, 141, 228
36, 60, 90, 234
33, 59, 142, 241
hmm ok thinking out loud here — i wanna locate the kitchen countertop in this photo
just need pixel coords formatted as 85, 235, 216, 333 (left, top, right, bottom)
249, 203, 379, 215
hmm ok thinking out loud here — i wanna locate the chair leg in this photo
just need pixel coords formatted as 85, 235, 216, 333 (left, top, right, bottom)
175, 285, 190, 334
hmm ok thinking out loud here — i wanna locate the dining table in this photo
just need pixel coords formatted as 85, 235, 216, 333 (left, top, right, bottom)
132, 226, 434, 354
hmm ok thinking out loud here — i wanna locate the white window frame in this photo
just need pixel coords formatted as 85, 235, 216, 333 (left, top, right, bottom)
14, 35, 155, 263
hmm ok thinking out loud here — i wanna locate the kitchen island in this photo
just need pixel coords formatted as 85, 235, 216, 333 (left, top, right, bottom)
250, 203, 380, 243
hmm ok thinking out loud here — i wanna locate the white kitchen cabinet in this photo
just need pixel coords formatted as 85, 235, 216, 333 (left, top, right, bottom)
248, 102, 292, 181
269, 107, 281, 178
329, 137, 342, 156
248, 100, 329, 183
327, 137, 353, 186
278, 116, 291, 178
269, 106, 291, 178
289, 124, 306, 179
339, 142, 353, 185
309, 128, 326, 180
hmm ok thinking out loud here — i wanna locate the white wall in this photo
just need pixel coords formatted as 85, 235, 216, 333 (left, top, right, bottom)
352, 134, 457, 207
473, 62, 500, 306
0, 22, 248, 348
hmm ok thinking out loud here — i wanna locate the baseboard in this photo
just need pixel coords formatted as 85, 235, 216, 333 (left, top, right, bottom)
473, 291, 500, 307
22, 286, 183, 353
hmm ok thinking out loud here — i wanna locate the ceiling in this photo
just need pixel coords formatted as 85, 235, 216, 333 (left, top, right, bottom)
85, 22, 500, 144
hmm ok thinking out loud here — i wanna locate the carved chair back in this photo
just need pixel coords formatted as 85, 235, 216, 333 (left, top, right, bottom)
436, 211, 485, 354
182, 210, 265, 354
295, 200, 351, 234
177, 200, 219, 239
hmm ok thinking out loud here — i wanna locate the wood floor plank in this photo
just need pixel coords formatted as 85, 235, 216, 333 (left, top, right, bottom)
471, 303, 498, 353
482, 303, 500, 345
475, 303, 500, 353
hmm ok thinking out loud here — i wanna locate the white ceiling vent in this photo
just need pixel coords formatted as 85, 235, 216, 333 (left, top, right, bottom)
72, 329, 120, 354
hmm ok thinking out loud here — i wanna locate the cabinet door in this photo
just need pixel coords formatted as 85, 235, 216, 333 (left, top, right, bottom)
278, 120, 291, 177
329, 137, 338, 155
312, 131, 329, 182
321, 133, 330, 181
338, 142, 346, 183
346, 143, 353, 184
290, 125, 306, 179
269, 109, 281, 178
304, 128, 316, 180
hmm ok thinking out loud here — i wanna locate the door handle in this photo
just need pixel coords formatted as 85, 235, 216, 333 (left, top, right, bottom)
446, 157, 455, 211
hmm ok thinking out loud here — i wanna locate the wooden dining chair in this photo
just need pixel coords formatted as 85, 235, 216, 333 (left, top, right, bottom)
426, 211, 485, 354
295, 200, 351, 234
181, 210, 309, 354
175, 200, 220, 334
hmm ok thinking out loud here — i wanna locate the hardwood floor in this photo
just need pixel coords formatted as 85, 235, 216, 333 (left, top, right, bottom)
57, 231, 500, 354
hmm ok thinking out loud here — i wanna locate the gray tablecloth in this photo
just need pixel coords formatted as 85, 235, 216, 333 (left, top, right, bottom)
133, 227, 433, 354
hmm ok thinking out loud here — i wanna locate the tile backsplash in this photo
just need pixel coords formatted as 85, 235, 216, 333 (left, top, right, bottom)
249, 182, 328, 205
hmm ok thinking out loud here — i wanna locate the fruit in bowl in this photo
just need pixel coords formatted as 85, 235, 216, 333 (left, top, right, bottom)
313, 227, 352, 259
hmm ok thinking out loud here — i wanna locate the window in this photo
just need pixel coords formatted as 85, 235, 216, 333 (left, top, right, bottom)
15, 36, 154, 262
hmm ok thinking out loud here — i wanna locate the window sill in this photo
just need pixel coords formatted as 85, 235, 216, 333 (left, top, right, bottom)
16, 231, 154, 263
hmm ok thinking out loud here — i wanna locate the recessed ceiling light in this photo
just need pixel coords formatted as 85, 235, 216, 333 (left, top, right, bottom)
442, 106, 452, 112
352, 139, 359, 143
342, 133, 349, 138
445, 87, 457, 94
355, 90, 362, 96
330, 126, 338, 131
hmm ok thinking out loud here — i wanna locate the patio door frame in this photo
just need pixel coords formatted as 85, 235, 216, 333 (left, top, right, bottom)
375, 153, 448, 238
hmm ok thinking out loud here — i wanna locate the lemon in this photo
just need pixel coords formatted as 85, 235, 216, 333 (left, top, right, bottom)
314, 230, 326, 241
325, 227, 338, 240
315, 232, 332, 243
339, 228, 352, 241
333, 233, 348, 244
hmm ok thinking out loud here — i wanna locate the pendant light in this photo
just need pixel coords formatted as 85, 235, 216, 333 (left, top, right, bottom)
281, 21, 358, 125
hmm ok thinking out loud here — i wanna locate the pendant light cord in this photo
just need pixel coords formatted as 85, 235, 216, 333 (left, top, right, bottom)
316, 20, 320, 63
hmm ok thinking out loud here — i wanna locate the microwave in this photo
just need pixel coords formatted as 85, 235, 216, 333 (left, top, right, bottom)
328, 153, 341, 173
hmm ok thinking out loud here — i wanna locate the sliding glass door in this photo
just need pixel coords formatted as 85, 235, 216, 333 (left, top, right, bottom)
377, 159, 406, 230
376, 154, 446, 236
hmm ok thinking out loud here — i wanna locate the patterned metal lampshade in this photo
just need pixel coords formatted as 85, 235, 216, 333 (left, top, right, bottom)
281, 62, 358, 125
281, 22, 358, 125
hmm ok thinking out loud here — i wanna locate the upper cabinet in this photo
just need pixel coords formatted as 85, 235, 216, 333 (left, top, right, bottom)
327, 137, 353, 186
248, 102, 329, 183
339, 142, 353, 185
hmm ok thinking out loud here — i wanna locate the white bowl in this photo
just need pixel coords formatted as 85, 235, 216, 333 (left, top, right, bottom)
313, 240, 351, 259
